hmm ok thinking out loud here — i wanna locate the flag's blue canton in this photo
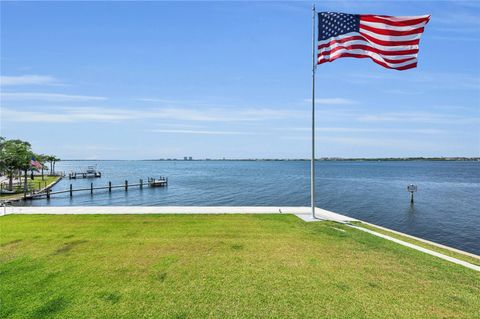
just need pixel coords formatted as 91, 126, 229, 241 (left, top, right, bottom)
318, 12, 360, 41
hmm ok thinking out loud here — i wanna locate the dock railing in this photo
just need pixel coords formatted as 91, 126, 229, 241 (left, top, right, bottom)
38, 177, 168, 199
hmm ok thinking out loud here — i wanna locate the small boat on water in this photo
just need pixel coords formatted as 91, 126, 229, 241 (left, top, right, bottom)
68, 166, 102, 179
86, 166, 98, 174
148, 177, 168, 187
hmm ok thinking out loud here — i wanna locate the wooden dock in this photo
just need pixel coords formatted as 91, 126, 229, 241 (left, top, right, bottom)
148, 177, 168, 187
30, 177, 168, 200
68, 166, 102, 179
68, 171, 101, 179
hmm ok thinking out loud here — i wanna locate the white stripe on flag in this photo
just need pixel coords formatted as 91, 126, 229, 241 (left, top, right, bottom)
370, 15, 430, 22
360, 20, 428, 31
359, 28, 424, 41
318, 39, 419, 54
318, 49, 418, 68
318, 35, 420, 52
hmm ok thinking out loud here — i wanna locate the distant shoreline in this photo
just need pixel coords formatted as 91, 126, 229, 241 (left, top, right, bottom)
60, 157, 480, 162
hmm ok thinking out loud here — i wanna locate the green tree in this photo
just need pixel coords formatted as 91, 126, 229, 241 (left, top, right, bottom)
0, 139, 33, 191
0, 137, 6, 176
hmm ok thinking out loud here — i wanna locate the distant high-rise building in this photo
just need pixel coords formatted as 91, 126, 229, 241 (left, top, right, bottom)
183, 156, 188, 161
188, 156, 193, 161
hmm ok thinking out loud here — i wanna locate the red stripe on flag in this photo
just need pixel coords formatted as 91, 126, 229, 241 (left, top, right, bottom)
318, 35, 366, 50
360, 15, 430, 27
317, 13, 428, 70
359, 31, 420, 46
359, 23, 425, 36
319, 43, 419, 56
318, 50, 417, 64
318, 52, 418, 70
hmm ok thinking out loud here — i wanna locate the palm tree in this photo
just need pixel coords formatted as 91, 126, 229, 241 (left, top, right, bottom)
45, 155, 54, 175
45, 155, 60, 175
36, 154, 47, 180
52, 155, 60, 175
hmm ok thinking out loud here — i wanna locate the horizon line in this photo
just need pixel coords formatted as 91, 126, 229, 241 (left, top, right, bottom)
58, 157, 480, 161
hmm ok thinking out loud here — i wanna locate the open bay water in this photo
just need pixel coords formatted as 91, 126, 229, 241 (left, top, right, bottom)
23, 160, 480, 255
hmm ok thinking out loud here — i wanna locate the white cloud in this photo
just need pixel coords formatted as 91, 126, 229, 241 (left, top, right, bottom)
431, 35, 479, 42
358, 112, 480, 124
1, 106, 301, 123
316, 136, 422, 148
433, 10, 480, 28
287, 127, 445, 134
1, 109, 73, 123
382, 89, 421, 95
0, 75, 58, 86
1, 92, 107, 101
321, 72, 480, 90
136, 98, 190, 103
1, 107, 132, 123
141, 107, 300, 122
412, 73, 480, 90
62, 144, 125, 152
283, 136, 441, 151
305, 98, 358, 105
147, 129, 252, 135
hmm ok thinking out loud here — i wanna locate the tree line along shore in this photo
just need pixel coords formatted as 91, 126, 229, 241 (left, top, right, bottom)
0, 137, 61, 199
61, 157, 479, 162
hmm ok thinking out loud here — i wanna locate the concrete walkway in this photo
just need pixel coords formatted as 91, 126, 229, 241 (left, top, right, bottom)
346, 224, 480, 272
1, 205, 478, 271
1, 206, 358, 222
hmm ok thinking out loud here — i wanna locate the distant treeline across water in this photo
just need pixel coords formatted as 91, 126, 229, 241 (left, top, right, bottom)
62, 157, 480, 162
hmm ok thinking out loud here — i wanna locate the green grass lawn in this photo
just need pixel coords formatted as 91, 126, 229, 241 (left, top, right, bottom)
0, 175, 60, 200
1, 214, 479, 319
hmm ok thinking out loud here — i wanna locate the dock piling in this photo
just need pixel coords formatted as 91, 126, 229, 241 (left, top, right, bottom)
22, 177, 167, 200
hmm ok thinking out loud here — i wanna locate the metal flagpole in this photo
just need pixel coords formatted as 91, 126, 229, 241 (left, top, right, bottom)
311, 4, 316, 219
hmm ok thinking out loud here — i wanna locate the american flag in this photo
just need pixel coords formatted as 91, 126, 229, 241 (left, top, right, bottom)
317, 12, 430, 70
30, 157, 42, 169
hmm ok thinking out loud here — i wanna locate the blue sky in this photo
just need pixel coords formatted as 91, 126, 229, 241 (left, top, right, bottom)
1, 1, 479, 159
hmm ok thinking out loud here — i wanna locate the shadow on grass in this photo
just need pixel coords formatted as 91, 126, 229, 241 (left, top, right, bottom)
155, 272, 167, 282
1, 239, 22, 247
98, 291, 121, 304
231, 244, 243, 251
31, 297, 68, 319
52, 240, 88, 255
